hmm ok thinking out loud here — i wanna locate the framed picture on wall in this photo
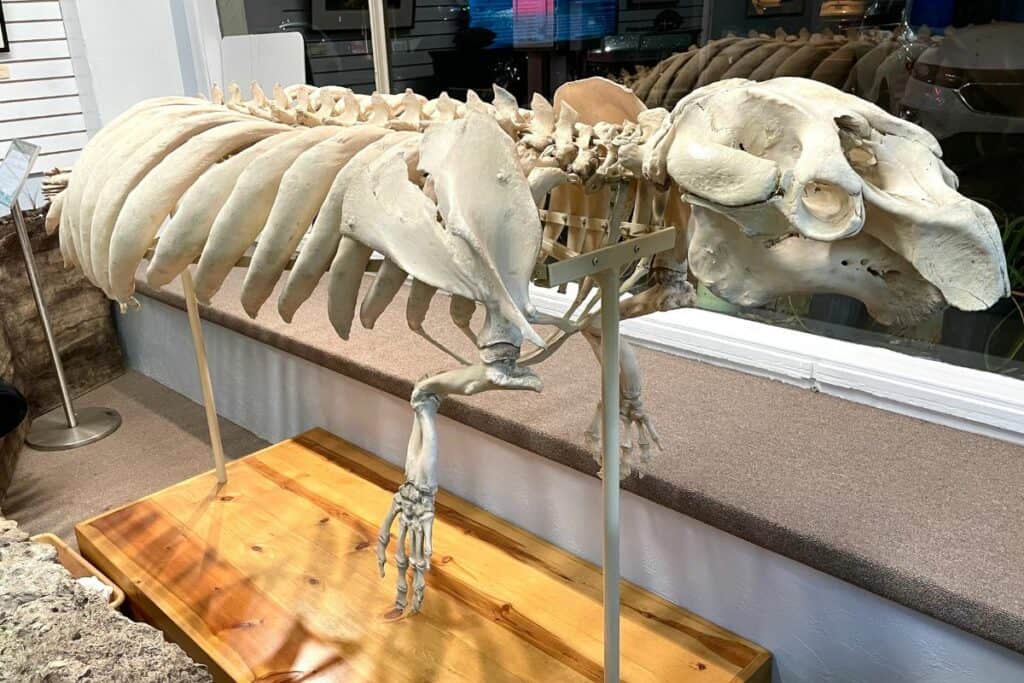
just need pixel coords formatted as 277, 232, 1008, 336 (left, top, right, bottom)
0, 4, 9, 53
747, 0, 805, 17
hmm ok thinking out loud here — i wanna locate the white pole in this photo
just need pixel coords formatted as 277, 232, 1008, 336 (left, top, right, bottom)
181, 269, 227, 484
367, 0, 391, 95
598, 267, 621, 681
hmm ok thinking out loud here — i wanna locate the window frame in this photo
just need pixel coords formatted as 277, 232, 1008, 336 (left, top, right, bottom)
530, 284, 1024, 446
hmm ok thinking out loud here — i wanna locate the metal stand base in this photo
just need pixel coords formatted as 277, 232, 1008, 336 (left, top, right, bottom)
27, 406, 121, 451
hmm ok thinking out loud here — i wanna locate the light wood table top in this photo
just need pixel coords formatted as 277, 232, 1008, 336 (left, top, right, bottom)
77, 428, 771, 682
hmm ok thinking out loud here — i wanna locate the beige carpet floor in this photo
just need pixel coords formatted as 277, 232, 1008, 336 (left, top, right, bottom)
4, 370, 267, 546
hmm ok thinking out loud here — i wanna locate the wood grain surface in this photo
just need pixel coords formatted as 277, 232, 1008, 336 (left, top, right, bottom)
76, 428, 771, 682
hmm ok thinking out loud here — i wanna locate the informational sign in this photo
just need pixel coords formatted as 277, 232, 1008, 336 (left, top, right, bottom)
0, 139, 40, 209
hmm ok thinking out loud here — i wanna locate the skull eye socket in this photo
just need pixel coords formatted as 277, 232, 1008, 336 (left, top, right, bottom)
802, 181, 854, 223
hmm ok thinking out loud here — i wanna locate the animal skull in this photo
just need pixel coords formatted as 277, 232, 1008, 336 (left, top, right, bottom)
645, 77, 1011, 326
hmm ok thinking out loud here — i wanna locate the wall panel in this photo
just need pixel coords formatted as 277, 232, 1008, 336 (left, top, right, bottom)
3, 1, 62, 22
0, 94, 81, 120
0, 0, 84, 173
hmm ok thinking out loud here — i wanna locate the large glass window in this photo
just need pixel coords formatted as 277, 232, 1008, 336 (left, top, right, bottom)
219, 0, 1023, 380
682, 2, 1024, 381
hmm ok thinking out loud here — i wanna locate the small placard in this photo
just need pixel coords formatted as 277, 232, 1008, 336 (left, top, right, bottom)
0, 139, 40, 209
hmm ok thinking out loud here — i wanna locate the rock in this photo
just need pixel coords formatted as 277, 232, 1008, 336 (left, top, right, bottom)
0, 512, 211, 682
0, 519, 29, 547
0, 327, 27, 508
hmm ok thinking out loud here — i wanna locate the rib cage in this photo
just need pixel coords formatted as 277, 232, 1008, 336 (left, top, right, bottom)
43, 79, 687, 615
46, 80, 672, 360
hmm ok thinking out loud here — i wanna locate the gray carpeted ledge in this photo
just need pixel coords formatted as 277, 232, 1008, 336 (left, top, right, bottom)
133, 270, 1024, 655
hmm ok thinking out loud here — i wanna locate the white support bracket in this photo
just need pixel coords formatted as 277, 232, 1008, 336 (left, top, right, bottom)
532, 191, 678, 681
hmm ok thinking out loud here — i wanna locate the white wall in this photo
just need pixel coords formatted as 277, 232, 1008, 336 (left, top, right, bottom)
0, 0, 86, 177
12, 0, 287, 211
64, 0, 185, 127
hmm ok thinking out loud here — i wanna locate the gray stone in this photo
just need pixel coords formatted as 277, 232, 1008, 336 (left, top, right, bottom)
0, 513, 211, 682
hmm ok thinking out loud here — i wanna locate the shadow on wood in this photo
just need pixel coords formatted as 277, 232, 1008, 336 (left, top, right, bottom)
76, 428, 771, 682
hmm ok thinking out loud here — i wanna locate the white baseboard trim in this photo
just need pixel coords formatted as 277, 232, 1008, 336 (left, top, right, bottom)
529, 285, 1024, 446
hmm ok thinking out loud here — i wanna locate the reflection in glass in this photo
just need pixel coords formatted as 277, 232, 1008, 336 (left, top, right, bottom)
220, 0, 1023, 379
627, 2, 1024, 379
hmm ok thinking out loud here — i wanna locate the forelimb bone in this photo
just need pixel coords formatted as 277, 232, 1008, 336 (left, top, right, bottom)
377, 350, 542, 613
580, 247, 694, 475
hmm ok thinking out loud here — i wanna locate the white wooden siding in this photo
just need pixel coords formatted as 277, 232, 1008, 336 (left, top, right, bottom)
6, 19, 65, 41
2, 57, 73, 80
0, 77, 77, 100
0, 130, 87, 155
0, 0, 84, 173
3, 1, 62, 22
0, 94, 80, 119
0, 111, 83, 138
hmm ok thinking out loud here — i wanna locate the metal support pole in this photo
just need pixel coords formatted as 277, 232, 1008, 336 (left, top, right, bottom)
15, 202, 74, 427
180, 269, 228, 484
14, 201, 120, 450
532, 191, 675, 680
597, 267, 621, 682
530, 185, 674, 680
367, 0, 391, 95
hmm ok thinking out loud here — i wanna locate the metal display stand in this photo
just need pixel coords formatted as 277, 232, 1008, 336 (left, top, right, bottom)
368, 0, 391, 95
140, 201, 673, 680
314, 5, 676, 670
144, 212, 674, 681
15, 200, 121, 450
1, 140, 121, 451
534, 218, 676, 681
166, 5, 676, 669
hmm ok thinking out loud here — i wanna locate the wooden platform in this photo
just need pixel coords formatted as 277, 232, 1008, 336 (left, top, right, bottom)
76, 428, 771, 682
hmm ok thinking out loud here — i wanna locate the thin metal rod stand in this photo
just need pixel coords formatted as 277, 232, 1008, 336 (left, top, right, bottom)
530, 183, 676, 681
13, 201, 120, 450
367, 0, 391, 94
181, 270, 227, 484
597, 267, 621, 682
